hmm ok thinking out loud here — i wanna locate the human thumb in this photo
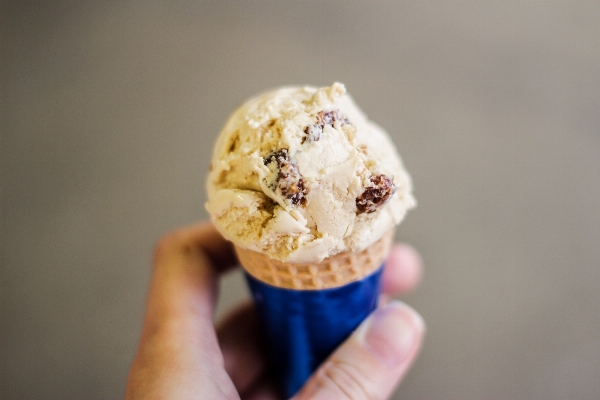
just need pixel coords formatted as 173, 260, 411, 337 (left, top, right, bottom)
292, 301, 425, 400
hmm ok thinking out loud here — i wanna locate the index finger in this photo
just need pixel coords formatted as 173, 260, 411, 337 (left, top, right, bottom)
126, 222, 241, 399
145, 221, 238, 329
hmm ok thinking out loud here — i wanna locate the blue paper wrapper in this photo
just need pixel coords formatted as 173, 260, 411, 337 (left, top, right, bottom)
245, 265, 384, 398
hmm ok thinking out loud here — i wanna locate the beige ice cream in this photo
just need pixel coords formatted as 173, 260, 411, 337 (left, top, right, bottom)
206, 83, 415, 264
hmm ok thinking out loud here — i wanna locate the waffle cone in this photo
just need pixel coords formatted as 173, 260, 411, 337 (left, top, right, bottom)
235, 230, 394, 290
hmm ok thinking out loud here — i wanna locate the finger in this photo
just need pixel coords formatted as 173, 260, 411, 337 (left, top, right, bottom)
292, 301, 425, 400
217, 301, 267, 394
145, 222, 236, 332
241, 378, 281, 400
381, 244, 423, 296
126, 222, 238, 399
153, 221, 238, 274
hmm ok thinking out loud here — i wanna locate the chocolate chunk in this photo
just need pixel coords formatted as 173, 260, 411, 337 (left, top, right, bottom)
302, 109, 350, 144
303, 124, 323, 144
264, 149, 307, 206
356, 174, 396, 214
317, 110, 349, 126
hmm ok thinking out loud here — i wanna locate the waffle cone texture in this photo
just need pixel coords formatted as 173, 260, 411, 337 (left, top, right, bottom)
235, 230, 394, 290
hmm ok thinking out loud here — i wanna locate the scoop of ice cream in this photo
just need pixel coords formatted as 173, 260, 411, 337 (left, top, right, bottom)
206, 83, 415, 263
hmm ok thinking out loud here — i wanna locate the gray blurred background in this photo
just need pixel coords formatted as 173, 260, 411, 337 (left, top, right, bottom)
2, 1, 600, 399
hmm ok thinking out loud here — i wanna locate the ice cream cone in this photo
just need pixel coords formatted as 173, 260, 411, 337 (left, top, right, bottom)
206, 83, 415, 397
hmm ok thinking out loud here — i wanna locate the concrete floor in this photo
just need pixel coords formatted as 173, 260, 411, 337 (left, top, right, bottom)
3, 1, 600, 399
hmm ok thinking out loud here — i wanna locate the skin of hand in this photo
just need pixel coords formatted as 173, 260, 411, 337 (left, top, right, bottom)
125, 222, 425, 400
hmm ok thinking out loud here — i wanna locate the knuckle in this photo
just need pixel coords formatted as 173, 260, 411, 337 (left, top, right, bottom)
315, 359, 376, 400
153, 230, 186, 261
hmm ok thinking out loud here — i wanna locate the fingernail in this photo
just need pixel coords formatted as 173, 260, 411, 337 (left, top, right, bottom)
357, 300, 425, 367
